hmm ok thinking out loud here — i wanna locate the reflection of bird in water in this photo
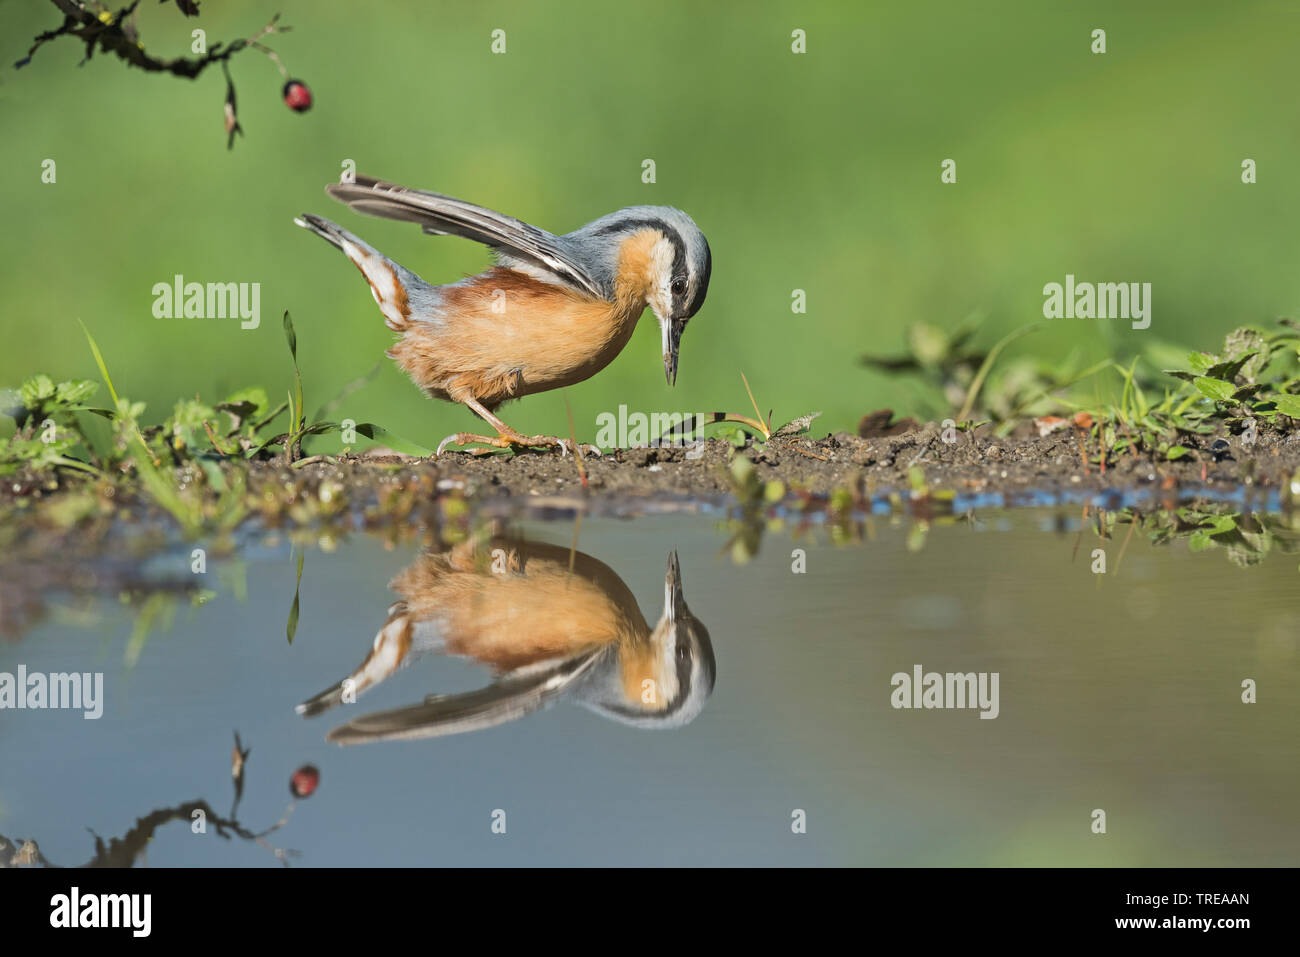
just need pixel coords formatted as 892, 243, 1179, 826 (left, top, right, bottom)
297, 534, 715, 744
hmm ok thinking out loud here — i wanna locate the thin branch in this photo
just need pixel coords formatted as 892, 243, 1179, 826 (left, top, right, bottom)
19, 3, 290, 80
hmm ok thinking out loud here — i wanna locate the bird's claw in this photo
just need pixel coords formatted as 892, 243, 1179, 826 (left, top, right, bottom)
435, 431, 602, 458
552, 439, 604, 458
435, 432, 508, 456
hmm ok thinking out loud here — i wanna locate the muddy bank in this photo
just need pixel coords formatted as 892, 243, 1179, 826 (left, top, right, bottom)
340, 421, 1300, 501
4, 421, 1299, 538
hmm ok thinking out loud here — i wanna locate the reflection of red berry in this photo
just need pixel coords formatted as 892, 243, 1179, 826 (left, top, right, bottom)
290, 764, 320, 798
283, 80, 312, 113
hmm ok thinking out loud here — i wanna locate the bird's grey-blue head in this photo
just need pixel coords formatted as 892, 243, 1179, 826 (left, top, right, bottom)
567, 206, 712, 385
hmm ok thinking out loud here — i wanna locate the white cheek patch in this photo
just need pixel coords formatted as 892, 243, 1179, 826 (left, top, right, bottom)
650, 237, 676, 316
341, 240, 409, 330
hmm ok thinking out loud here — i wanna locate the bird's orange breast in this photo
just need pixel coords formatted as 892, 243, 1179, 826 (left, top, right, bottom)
395, 554, 640, 673
387, 230, 663, 407
387, 268, 633, 406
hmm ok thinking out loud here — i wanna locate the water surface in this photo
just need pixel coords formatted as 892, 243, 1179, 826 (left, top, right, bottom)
2, 507, 1297, 866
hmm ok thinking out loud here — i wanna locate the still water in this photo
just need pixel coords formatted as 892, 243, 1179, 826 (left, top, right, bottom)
2, 506, 1298, 866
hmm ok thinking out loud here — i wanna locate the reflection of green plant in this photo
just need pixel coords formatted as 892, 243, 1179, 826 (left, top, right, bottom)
1118, 506, 1300, 568
717, 453, 785, 563
285, 549, 304, 644
715, 461, 972, 563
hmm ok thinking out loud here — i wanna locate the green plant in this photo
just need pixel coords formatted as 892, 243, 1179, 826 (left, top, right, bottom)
0, 375, 104, 475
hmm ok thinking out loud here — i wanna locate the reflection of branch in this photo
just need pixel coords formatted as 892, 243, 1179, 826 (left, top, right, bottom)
84, 798, 299, 867
230, 730, 251, 819
2, 800, 298, 868
0, 731, 302, 868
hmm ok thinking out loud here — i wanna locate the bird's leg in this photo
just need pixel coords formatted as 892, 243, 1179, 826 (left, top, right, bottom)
436, 397, 601, 457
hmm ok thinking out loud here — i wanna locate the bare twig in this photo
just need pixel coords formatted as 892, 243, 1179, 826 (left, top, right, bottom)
19, 3, 300, 149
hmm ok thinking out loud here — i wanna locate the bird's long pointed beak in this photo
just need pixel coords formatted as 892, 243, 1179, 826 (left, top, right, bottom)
661, 318, 683, 386
664, 551, 684, 623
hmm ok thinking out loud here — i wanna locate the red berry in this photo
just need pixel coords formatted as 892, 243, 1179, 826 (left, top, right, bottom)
283, 80, 312, 113
290, 764, 319, 798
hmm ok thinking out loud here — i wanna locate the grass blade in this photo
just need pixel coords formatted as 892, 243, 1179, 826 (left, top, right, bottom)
739, 370, 769, 435
286, 549, 304, 644
957, 322, 1042, 422
78, 320, 120, 408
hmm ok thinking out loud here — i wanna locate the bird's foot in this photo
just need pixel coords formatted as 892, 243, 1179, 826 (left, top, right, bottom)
435, 431, 602, 458
435, 432, 513, 456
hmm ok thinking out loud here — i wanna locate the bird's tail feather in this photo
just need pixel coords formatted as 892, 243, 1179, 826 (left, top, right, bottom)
293, 212, 422, 331
296, 607, 424, 718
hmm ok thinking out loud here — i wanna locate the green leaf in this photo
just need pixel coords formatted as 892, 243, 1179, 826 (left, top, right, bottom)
907, 322, 950, 368
1166, 445, 1190, 460
282, 310, 298, 362
1186, 352, 1217, 374
216, 386, 269, 430
55, 379, 97, 405
1272, 394, 1300, 418
283, 311, 305, 439
1223, 328, 1268, 382
352, 422, 435, 456
79, 321, 121, 407
166, 398, 217, 451
296, 421, 340, 439
1193, 377, 1235, 402
286, 549, 304, 644
1204, 355, 1254, 383
1206, 514, 1238, 534
19, 375, 57, 412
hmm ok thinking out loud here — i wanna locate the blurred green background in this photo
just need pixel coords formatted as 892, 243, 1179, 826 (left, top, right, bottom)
3, 0, 1299, 444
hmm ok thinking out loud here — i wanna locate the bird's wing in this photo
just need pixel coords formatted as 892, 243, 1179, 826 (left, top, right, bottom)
323, 647, 606, 745
325, 176, 605, 299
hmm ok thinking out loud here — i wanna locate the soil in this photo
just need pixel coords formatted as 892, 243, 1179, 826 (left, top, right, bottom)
322, 420, 1300, 502
4, 420, 1299, 526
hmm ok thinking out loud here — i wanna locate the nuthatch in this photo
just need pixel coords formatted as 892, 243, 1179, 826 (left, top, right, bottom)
294, 176, 712, 454
296, 534, 715, 744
